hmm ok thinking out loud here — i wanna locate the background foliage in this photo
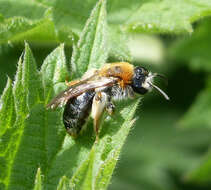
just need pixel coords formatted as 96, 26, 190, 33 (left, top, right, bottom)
1, 0, 211, 190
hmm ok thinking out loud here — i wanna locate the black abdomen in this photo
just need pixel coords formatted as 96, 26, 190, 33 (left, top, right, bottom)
63, 91, 95, 137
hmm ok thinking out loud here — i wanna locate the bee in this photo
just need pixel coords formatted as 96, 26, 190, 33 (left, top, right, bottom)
46, 62, 169, 140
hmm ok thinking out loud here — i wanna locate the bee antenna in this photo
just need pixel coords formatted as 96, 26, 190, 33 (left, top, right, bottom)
148, 82, 170, 100
153, 73, 168, 85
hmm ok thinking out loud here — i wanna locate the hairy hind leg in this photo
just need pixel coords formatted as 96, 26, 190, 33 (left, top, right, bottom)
91, 92, 108, 141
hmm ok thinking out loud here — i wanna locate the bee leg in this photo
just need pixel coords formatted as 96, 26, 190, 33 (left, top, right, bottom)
65, 79, 72, 86
91, 92, 108, 141
65, 79, 80, 86
106, 102, 115, 115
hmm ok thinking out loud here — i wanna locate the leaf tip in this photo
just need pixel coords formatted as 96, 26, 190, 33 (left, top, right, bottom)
24, 41, 30, 49
59, 43, 65, 49
34, 168, 42, 190
57, 176, 70, 190
5, 76, 12, 87
0, 76, 13, 104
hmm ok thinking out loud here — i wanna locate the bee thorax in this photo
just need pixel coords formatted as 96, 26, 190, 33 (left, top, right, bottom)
111, 85, 135, 100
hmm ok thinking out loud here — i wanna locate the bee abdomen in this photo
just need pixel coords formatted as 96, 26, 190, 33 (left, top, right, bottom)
63, 91, 95, 137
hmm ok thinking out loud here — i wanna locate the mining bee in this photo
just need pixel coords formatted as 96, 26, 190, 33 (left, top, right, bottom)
47, 62, 169, 140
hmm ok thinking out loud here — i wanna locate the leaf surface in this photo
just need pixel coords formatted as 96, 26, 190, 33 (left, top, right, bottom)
71, 0, 107, 78
0, 1, 140, 190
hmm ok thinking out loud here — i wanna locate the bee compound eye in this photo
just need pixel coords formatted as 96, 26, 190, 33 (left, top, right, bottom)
137, 67, 143, 74
135, 66, 148, 76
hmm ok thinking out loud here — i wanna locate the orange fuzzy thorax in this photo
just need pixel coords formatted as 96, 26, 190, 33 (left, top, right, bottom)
99, 62, 134, 85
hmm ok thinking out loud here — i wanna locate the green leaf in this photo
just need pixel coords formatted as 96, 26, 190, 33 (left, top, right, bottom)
94, 100, 139, 189
0, 58, 23, 188
0, 1, 142, 190
0, 78, 16, 189
0, 0, 47, 20
123, 0, 211, 34
69, 99, 140, 190
40, 45, 66, 165
34, 168, 42, 190
22, 43, 43, 108
109, 106, 211, 190
13, 54, 26, 114
0, 0, 78, 45
108, 27, 131, 62
44, 100, 139, 190
170, 18, 211, 71
6, 44, 45, 190
169, 18, 211, 187
0, 16, 56, 45
0, 43, 44, 189
0, 78, 16, 136
0, 42, 68, 190
185, 151, 211, 185
41, 43, 68, 103
0, 0, 211, 47
42, 0, 131, 60
179, 78, 211, 129
47, 0, 211, 36
71, 0, 108, 78
56, 176, 70, 190
51, 0, 97, 34
177, 79, 211, 184
0, 0, 70, 44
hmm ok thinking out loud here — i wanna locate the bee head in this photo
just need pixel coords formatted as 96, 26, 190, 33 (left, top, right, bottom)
132, 66, 169, 100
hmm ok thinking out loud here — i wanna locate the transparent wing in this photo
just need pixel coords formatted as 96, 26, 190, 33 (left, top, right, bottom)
46, 76, 118, 109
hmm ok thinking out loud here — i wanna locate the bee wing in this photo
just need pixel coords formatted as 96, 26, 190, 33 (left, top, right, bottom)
46, 77, 118, 109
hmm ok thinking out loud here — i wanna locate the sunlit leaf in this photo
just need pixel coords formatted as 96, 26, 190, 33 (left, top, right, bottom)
34, 168, 42, 190
124, 0, 211, 34
56, 176, 70, 190
71, 0, 107, 78
170, 18, 211, 71
69, 99, 140, 190
41, 43, 68, 103
0, 9, 57, 44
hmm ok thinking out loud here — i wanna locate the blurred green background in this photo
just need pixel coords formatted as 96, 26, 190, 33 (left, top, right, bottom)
1, 0, 211, 190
